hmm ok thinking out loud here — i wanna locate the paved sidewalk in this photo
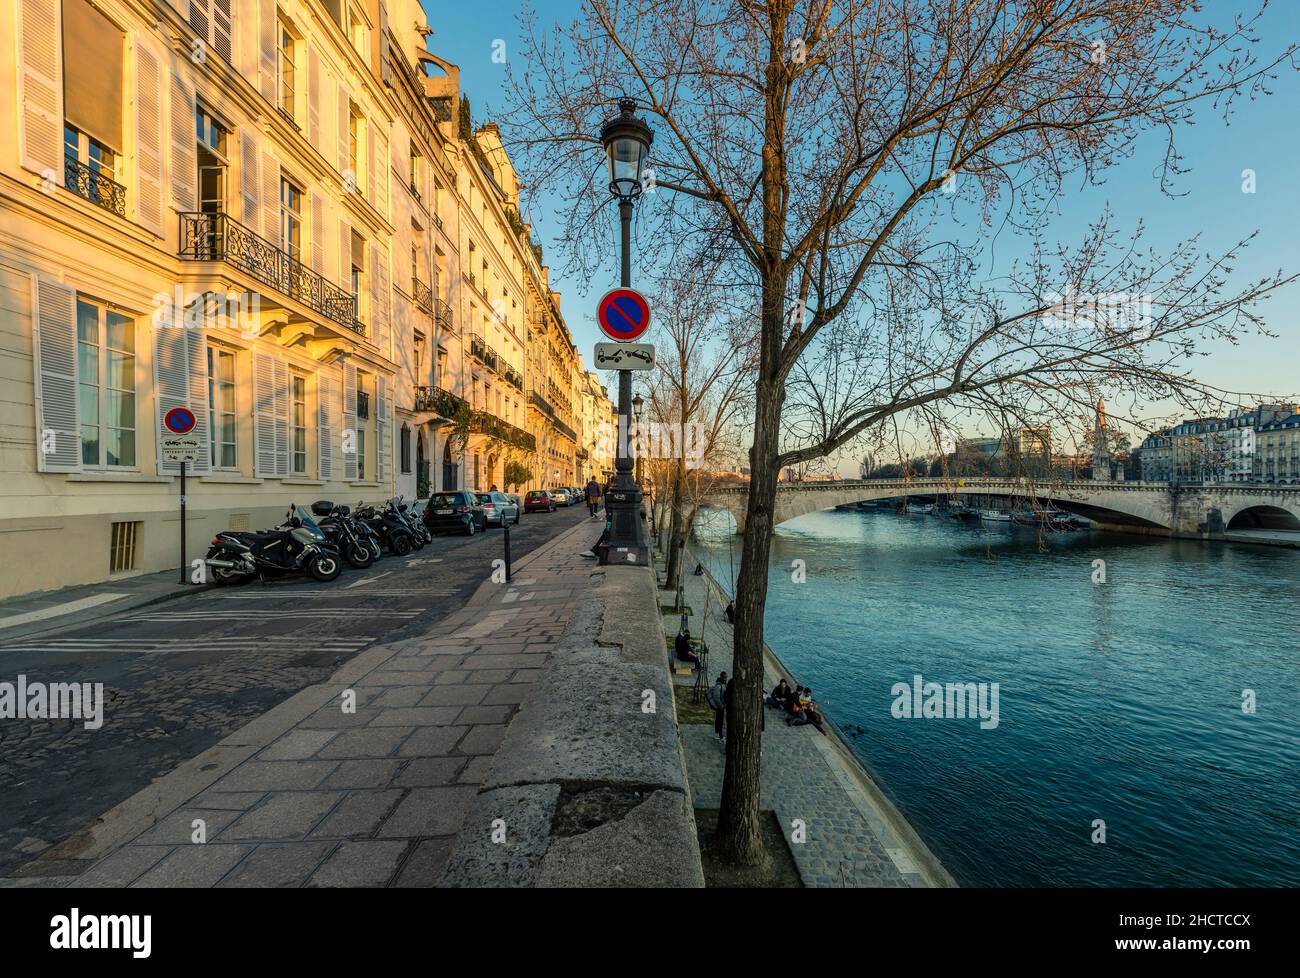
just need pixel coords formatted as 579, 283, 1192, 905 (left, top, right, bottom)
0, 570, 207, 641
11, 518, 603, 888
665, 555, 950, 888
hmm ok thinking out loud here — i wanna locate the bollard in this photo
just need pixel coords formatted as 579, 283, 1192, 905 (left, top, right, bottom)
503, 518, 513, 582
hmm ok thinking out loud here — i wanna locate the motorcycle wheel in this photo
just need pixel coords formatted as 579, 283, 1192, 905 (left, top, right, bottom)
390, 532, 413, 556
307, 552, 342, 582
345, 544, 374, 569
212, 565, 253, 586
409, 530, 425, 550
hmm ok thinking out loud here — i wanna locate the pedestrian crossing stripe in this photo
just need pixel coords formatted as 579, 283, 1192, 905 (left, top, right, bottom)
124, 609, 424, 621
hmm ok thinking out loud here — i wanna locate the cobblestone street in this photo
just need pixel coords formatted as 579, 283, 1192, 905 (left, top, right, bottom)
0, 506, 595, 881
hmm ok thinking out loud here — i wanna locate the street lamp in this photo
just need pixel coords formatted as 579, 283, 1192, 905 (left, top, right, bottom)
597, 99, 653, 565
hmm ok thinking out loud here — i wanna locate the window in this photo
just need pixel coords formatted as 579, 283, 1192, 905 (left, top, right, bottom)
281, 176, 303, 260
356, 374, 370, 481
65, 124, 117, 180
291, 373, 307, 475
409, 148, 421, 197
207, 346, 236, 468
196, 107, 229, 216
350, 229, 366, 322
347, 2, 368, 56
400, 424, 411, 473
77, 298, 135, 467
412, 243, 420, 290
277, 16, 296, 119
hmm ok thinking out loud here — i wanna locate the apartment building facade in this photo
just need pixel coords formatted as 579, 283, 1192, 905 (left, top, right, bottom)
1, 0, 611, 597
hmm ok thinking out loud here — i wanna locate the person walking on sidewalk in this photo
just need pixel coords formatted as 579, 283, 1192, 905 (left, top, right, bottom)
585, 476, 601, 519
708, 672, 729, 740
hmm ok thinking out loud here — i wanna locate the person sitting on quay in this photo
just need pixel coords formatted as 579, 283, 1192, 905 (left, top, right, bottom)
674, 627, 701, 670
767, 679, 792, 710
786, 687, 826, 732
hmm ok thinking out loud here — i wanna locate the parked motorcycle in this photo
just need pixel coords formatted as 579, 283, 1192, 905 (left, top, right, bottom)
205, 505, 343, 584
313, 501, 375, 569
391, 497, 431, 549
356, 500, 414, 556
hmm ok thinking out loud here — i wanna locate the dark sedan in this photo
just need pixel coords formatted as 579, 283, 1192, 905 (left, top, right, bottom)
423, 490, 487, 535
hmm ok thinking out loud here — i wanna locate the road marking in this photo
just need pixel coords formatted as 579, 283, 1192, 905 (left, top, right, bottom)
405, 558, 444, 566
124, 609, 424, 622
344, 571, 392, 589
202, 589, 455, 598
0, 592, 130, 630
0, 637, 376, 654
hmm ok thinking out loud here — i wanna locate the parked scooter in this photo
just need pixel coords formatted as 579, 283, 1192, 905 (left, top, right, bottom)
205, 505, 343, 584
391, 496, 431, 548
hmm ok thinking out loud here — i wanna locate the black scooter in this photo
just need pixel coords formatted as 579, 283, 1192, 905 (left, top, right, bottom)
205, 505, 343, 584
356, 501, 414, 556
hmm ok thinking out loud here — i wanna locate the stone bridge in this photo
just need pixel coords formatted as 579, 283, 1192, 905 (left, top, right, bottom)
699, 478, 1300, 539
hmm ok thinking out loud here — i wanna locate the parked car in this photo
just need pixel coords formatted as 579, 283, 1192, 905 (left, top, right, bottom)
551, 488, 572, 507
524, 490, 556, 513
477, 491, 520, 526
423, 490, 486, 535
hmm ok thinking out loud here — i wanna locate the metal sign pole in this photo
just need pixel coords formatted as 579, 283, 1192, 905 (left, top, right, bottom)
178, 460, 188, 584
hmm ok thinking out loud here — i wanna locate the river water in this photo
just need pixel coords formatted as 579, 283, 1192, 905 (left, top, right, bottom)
690, 506, 1300, 887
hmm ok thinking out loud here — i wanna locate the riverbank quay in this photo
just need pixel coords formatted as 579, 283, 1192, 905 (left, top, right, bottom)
5, 519, 701, 888
666, 546, 954, 888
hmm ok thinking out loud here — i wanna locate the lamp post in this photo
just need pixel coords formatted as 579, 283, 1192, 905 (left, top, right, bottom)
598, 98, 653, 565
632, 393, 645, 486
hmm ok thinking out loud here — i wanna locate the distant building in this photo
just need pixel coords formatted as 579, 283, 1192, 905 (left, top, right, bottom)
1255, 412, 1300, 485
1088, 400, 1128, 480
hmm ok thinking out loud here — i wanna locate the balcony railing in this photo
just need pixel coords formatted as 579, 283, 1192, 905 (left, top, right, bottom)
179, 212, 364, 335
471, 413, 536, 452
503, 367, 524, 391
413, 278, 433, 315
470, 334, 487, 361
433, 297, 454, 332
65, 155, 127, 217
414, 385, 468, 420
529, 391, 577, 441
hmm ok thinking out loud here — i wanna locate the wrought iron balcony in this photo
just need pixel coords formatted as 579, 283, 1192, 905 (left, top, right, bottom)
65, 155, 126, 217
471, 412, 536, 452
433, 213, 444, 232
179, 212, 364, 336
503, 367, 524, 391
413, 278, 433, 315
433, 297, 454, 332
409, 180, 421, 203
529, 390, 556, 420
414, 385, 468, 420
470, 334, 487, 361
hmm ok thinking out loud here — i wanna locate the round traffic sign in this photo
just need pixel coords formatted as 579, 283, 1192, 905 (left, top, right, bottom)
164, 407, 197, 434
597, 288, 651, 342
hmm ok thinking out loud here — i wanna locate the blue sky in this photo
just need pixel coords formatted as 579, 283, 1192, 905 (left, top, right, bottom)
422, 1, 1300, 416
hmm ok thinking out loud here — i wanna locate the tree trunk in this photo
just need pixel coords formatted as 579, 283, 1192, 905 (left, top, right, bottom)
664, 456, 686, 593
715, 371, 781, 866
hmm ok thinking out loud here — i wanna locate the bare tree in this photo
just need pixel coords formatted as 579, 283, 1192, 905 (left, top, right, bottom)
506, 0, 1297, 865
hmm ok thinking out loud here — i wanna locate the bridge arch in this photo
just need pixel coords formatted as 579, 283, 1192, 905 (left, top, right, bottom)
1225, 504, 1300, 531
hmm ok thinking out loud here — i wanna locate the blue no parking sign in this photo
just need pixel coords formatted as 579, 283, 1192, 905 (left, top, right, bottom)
597, 288, 651, 342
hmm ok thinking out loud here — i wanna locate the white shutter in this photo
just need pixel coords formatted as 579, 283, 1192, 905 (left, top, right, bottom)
367, 122, 376, 204
133, 36, 165, 236
337, 82, 350, 177
258, 0, 277, 103
377, 374, 391, 485
370, 242, 390, 357
17, 0, 63, 182
307, 48, 321, 149
311, 191, 324, 275
274, 358, 290, 477
339, 218, 352, 316
212, 0, 232, 64
374, 129, 389, 219
254, 351, 276, 476
30, 275, 80, 472
155, 318, 189, 476
318, 369, 335, 480
169, 72, 197, 213
343, 363, 357, 480
185, 326, 211, 475
240, 129, 259, 227
261, 152, 280, 244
